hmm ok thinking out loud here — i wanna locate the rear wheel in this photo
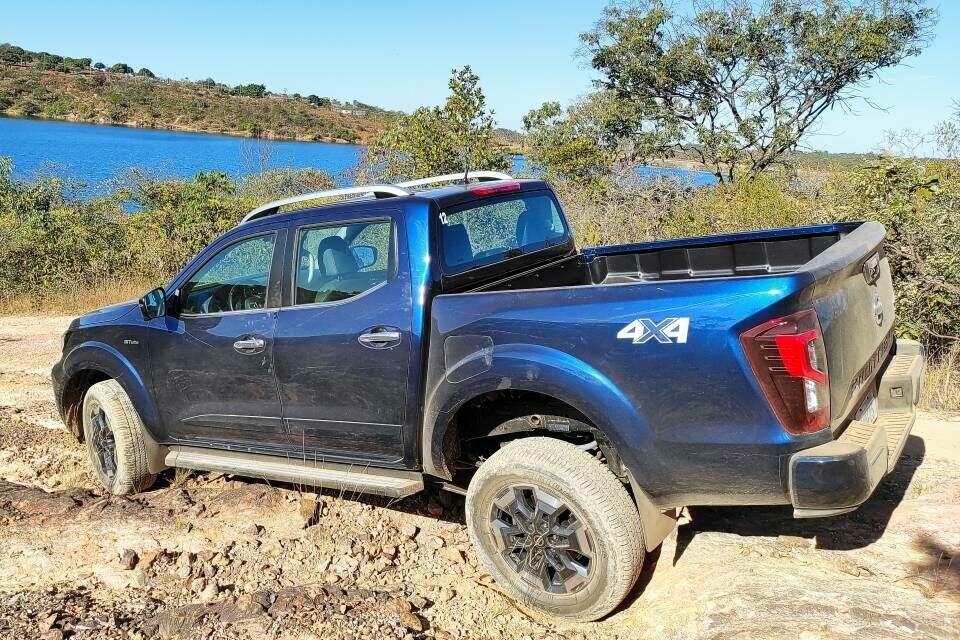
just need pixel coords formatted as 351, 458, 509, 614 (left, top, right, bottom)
465, 437, 644, 621
82, 379, 156, 495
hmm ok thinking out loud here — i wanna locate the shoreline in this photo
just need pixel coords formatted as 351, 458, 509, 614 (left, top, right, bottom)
0, 113, 366, 146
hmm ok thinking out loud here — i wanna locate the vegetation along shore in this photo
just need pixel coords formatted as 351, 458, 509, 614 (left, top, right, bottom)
0, 43, 397, 143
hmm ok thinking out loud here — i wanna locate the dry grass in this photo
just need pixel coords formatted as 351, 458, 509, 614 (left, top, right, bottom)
921, 344, 960, 415
0, 279, 154, 316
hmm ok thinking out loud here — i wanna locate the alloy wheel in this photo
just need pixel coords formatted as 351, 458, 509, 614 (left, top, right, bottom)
89, 404, 117, 480
489, 485, 594, 594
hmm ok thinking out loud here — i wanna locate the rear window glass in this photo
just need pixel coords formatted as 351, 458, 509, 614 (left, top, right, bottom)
440, 192, 567, 273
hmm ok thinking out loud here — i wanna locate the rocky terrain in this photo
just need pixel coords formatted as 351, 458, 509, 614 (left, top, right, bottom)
0, 314, 957, 639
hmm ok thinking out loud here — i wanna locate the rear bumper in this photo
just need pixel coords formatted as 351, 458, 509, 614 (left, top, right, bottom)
788, 339, 924, 518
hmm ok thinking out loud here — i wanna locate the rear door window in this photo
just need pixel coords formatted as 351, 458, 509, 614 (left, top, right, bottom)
440, 192, 567, 273
294, 219, 394, 305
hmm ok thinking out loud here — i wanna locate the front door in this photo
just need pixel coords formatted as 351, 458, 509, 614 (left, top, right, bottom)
149, 231, 286, 450
274, 216, 413, 465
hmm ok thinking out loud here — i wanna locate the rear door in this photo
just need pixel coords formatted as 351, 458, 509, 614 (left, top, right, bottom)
149, 230, 286, 449
273, 213, 414, 465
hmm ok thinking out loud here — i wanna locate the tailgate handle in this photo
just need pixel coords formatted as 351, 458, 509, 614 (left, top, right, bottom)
862, 253, 881, 285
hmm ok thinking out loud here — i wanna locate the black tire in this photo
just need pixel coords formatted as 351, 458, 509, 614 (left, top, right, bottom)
465, 437, 644, 622
82, 379, 156, 495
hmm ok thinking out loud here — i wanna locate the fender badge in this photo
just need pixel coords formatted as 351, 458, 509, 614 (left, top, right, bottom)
617, 317, 690, 344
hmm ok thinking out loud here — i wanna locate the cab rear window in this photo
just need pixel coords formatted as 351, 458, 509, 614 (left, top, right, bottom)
440, 192, 568, 273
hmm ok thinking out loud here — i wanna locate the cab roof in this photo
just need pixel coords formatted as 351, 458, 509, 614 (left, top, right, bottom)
239, 177, 553, 229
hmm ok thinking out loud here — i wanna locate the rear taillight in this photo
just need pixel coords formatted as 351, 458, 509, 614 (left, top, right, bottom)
741, 309, 829, 435
470, 181, 521, 197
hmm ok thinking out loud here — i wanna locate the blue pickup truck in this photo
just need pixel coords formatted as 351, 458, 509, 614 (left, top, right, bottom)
52, 172, 924, 620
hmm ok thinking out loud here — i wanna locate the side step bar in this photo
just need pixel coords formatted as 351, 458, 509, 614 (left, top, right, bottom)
165, 447, 424, 499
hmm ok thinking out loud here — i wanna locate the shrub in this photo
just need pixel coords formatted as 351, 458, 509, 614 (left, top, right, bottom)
232, 83, 267, 98
0, 159, 131, 294
554, 158, 959, 357
825, 158, 960, 355
0, 161, 336, 307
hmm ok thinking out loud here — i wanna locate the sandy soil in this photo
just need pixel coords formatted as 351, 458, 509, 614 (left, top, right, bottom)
0, 315, 957, 639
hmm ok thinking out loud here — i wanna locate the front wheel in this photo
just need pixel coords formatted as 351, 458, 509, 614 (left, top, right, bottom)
82, 379, 156, 495
465, 437, 645, 622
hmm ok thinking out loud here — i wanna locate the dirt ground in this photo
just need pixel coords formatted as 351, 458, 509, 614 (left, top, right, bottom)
0, 315, 957, 640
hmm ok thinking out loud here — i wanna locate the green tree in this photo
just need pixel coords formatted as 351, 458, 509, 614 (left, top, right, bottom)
232, 83, 267, 98
109, 63, 133, 74
523, 93, 622, 196
827, 158, 960, 353
308, 95, 331, 107
136, 67, 156, 78
93, 62, 106, 70
580, 0, 935, 181
36, 52, 63, 70
366, 66, 509, 180
126, 171, 245, 277
0, 44, 26, 63
934, 101, 960, 159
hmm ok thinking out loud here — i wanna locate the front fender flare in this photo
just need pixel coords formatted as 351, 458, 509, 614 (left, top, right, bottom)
60, 341, 168, 472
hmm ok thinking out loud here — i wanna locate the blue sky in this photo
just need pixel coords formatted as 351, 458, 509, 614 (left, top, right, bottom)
4, 0, 958, 154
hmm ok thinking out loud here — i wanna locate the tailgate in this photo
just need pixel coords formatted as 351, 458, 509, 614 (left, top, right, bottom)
798, 222, 895, 430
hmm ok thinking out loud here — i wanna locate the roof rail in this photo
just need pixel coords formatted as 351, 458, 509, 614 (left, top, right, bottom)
239, 185, 410, 225
238, 171, 514, 226
396, 171, 513, 189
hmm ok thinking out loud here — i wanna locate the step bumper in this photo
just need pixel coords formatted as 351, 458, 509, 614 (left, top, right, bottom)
788, 339, 924, 518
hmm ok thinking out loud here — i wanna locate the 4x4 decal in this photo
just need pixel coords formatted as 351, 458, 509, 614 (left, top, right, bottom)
617, 317, 690, 344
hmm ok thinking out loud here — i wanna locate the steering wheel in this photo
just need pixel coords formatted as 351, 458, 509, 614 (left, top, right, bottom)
227, 284, 246, 312
200, 292, 226, 314
227, 284, 266, 311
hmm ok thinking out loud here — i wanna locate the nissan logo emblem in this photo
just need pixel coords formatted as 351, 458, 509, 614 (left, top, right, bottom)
872, 292, 884, 326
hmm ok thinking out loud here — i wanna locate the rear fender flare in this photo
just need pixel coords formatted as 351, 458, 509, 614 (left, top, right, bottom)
424, 343, 656, 484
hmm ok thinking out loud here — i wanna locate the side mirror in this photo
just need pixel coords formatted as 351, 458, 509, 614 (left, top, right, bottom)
139, 287, 166, 320
352, 244, 378, 270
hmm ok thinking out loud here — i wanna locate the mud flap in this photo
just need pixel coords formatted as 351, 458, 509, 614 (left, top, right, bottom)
628, 471, 679, 551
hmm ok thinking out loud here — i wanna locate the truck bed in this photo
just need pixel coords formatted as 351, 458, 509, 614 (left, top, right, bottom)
427, 221, 894, 507
473, 223, 856, 292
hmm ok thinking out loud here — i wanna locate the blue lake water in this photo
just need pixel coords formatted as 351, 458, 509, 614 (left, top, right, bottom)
0, 116, 716, 195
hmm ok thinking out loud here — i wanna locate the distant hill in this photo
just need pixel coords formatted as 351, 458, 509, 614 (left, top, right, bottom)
0, 43, 398, 143
786, 150, 886, 169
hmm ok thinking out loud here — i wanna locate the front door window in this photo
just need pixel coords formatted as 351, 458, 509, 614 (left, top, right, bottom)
182, 234, 275, 314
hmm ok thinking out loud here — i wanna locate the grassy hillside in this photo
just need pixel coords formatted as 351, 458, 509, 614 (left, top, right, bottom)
0, 44, 396, 143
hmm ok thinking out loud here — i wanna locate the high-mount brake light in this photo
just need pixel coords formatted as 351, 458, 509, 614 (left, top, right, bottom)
740, 309, 830, 435
470, 182, 521, 198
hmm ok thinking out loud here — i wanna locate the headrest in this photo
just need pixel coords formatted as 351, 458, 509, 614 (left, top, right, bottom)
516, 198, 557, 247
317, 235, 358, 277
442, 223, 474, 267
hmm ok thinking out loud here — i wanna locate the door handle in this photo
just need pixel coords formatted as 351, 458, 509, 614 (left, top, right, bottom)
233, 336, 265, 353
358, 328, 401, 348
